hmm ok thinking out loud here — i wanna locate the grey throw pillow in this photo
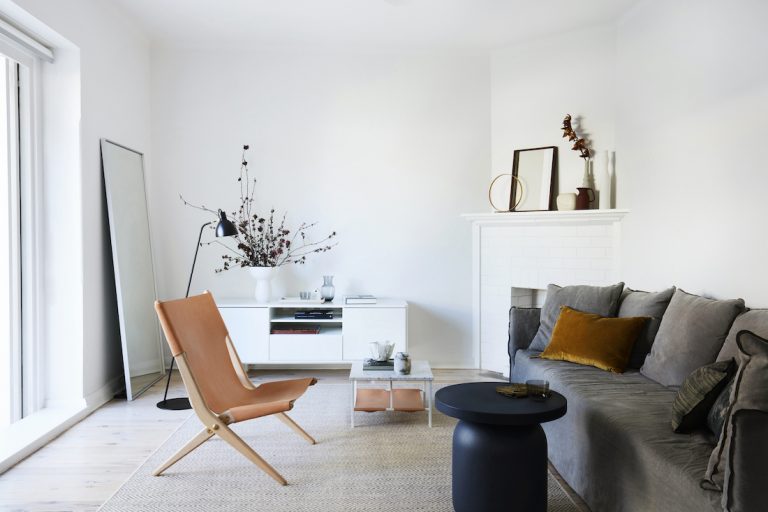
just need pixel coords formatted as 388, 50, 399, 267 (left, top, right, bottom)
706, 378, 734, 438
671, 359, 735, 433
640, 289, 745, 387
716, 309, 768, 362
619, 287, 675, 368
529, 282, 625, 352
702, 331, 768, 512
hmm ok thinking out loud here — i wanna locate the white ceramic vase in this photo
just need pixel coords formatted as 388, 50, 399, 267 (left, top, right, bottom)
248, 266, 275, 303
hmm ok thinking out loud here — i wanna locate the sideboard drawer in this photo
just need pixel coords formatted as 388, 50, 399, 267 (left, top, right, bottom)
269, 335, 342, 361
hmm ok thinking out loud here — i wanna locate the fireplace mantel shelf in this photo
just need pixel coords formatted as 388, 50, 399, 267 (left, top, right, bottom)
462, 209, 629, 224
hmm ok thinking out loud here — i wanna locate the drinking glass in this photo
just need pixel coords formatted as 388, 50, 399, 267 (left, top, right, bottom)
526, 379, 550, 401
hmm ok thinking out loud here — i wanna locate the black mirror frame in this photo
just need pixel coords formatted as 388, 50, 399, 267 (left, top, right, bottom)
509, 146, 558, 212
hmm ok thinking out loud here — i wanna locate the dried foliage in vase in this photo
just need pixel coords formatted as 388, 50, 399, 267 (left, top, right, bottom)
561, 114, 591, 159
182, 145, 337, 271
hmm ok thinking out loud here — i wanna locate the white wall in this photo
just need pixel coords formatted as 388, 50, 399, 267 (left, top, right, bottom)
149, 48, 489, 367
491, 0, 768, 307
491, 24, 616, 196
6, 0, 151, 402
616, 0, 768, 306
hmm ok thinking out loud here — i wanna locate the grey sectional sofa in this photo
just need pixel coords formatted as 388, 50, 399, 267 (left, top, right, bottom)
508, 306, 767, 512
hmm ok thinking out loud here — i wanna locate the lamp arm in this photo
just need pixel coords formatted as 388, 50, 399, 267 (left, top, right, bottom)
185, 221, 212, 298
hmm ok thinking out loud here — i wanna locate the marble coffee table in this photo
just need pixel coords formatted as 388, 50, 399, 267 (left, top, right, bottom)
349, 360, 434, 428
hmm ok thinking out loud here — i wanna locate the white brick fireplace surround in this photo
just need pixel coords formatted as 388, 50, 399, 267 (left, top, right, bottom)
463, 210, 629, 375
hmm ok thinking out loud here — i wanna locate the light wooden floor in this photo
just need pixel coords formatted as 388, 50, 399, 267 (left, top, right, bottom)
0, 369, 502, 512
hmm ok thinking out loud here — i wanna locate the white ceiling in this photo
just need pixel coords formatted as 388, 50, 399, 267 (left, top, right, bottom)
109, 0, 639, 51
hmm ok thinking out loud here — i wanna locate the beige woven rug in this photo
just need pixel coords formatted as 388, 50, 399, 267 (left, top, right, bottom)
100, 383, 582, 511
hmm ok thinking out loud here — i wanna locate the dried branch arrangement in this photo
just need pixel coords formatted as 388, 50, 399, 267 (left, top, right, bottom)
561, 114, 591, 159
182, 145, 337, 271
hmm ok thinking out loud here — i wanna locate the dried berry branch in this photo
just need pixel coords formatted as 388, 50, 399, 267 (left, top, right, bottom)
182, 145, 337, 272
561, 114, 591, 159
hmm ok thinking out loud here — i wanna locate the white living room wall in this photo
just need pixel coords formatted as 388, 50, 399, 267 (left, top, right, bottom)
6, 0, 151, 402
616, 0, 768, 306
491, 0, 768, 307
491, 24, 616, 197
148, 48, 490, 367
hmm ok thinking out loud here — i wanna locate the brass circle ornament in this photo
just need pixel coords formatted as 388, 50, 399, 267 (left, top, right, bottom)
488, 173, 524, 212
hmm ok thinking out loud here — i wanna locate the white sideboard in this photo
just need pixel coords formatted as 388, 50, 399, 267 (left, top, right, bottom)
217, 298, 408, 365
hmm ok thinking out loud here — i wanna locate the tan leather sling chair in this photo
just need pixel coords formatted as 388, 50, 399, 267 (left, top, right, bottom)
153, 291, 317, 485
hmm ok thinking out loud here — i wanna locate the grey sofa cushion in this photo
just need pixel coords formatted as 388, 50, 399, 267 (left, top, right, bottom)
707, 378, 734, 438
507, 306, 541, 373
671, 359, 735, 433
716, 309, 768, 362
529, 282, 624, 352
703, 330, 768, 512
512, 350, 721, 512
640, 289, 745, 387
619, 287, 675, 368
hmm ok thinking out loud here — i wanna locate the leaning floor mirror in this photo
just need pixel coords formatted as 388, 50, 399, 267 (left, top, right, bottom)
101, 139, 165, 400
510, 146, 558, 211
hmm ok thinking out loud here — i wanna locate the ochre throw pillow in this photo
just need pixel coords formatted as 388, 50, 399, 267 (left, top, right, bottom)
540, 306, 649, 373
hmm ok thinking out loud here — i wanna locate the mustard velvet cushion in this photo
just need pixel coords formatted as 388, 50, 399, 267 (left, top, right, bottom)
540, 306, 649, 373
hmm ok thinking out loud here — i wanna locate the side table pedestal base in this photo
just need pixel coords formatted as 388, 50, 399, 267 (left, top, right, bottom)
452, 420, 547, 512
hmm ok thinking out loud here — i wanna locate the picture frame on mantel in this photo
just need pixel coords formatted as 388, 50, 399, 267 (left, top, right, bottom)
509, 146, 558, 212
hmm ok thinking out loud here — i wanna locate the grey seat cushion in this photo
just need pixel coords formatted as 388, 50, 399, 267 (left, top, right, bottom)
512, 350, 721, 512
529, 282, 625, 352
716, 309, 768, 362
640, 289, 745, 387
619, 287, 675, 368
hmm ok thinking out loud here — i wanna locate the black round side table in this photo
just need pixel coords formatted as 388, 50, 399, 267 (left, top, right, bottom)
436, 382, 567, 512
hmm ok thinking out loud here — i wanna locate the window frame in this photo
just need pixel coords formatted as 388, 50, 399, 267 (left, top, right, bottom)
0, 35, 44, 422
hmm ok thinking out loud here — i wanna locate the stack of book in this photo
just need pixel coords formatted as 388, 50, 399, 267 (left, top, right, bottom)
271, 327, 321, 335
345, 295, 377, 305
363, 358, 394, 371
294, 310, 334, 320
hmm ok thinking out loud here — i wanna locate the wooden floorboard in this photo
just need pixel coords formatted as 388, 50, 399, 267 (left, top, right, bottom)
0, 368, 501, 512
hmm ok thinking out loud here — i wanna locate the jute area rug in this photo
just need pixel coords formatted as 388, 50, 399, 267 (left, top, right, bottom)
100, 383, 582, 511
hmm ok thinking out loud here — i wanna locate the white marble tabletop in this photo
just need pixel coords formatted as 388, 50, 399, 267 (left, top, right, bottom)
349, 360, 433, 381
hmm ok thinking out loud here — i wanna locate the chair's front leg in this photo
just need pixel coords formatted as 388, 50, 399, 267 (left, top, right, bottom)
153, 427, 214, 476
276, 412, 317, 445
216, 424, 288, 486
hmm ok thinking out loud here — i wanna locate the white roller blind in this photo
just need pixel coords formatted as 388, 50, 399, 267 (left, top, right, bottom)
0, 16, 53, 62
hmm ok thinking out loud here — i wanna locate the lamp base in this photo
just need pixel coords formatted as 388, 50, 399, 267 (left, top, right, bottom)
156, 397, 192, 410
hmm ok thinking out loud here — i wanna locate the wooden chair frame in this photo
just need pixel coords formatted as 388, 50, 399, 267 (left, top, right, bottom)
153, 334, 316, 485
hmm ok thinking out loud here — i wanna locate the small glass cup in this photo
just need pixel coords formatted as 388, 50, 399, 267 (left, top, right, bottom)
526, 379, 550, 401
299, 291, 311, 300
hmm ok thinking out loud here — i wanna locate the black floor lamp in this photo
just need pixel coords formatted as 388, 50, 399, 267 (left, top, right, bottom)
156, 209, 238, 410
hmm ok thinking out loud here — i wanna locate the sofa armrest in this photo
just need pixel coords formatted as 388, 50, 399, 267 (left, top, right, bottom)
508, 306, 541, 378
723, 409, 768, 512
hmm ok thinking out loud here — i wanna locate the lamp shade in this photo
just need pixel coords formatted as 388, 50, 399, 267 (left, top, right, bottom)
215, 210, 238, 237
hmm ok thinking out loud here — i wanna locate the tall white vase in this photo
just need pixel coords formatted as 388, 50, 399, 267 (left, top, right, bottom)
248, 266, 275, 303
596, 151, 612, 209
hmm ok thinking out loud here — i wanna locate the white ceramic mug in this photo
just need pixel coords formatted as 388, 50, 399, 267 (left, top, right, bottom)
556, 193, 577, 211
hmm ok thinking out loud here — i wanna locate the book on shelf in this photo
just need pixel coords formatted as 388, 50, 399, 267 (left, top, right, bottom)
345, 294, 377, 305
294, 310, 334, 320
271, 327, 320, 335
363, 358, 394, 370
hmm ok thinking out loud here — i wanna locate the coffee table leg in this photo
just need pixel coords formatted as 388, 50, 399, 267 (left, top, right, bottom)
427, 380, 433, 427
350, 380, 356, 428
452, 420, 547, 512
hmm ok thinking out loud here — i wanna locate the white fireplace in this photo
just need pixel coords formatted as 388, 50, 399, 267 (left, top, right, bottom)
463, 209, 629, 375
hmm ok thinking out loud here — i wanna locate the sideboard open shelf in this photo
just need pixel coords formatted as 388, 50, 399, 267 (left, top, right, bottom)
217, 298, 408, 365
